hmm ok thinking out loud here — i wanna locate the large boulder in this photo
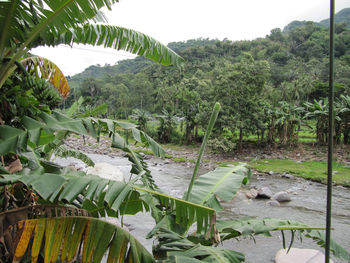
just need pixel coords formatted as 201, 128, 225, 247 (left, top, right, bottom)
257, 187, 273, 199
271, 191, 291, 202
275, 248, 334, 263
84, 162, 124, 182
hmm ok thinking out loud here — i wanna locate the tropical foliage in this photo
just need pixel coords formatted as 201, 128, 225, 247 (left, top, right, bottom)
67, 12, 350, 147
1, 1, 350, 262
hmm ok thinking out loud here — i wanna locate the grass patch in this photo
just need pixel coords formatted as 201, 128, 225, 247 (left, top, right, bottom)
163, 143, 199, 152
249, 159, 350, 187
173, 157, 196, 163
133, 148, 154, 156
216, 160, 243, 166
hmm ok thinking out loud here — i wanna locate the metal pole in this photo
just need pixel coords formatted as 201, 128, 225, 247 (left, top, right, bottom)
325, 0, 335, 262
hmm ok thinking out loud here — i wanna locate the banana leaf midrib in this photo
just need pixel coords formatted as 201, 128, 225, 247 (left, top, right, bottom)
133, 185, 215, 214
199, 167, 241, 205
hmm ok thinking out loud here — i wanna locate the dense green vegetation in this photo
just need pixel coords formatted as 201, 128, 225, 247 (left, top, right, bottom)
1, 1, 350, 262
67, 8, 350, 149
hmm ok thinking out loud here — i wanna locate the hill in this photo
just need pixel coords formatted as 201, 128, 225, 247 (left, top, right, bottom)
65, 7, 350, 146
70, 7, 350, 85
283, 7, 350, 32
319, 7, 350, 27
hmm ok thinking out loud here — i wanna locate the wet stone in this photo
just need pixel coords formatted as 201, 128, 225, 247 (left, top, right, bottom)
271, 191, 291, 202
245, 188, 258, 199
257, 187, 273, 199
275, 248, 333, 263
266, 200, 280, 207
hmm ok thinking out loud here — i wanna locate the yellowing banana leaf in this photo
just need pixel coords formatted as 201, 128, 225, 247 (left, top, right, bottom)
11, 217, 154, 263
20, 56, 70, 98
0, 205, 89, 262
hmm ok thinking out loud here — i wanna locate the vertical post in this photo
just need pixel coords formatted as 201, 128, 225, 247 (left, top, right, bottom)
325, 0, 335, 262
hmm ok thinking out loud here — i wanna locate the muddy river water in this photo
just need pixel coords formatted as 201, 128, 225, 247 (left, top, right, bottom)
56, 153, 350, 262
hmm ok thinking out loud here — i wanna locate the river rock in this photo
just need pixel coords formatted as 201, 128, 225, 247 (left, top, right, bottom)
281, 173, 294, 179
275, 248, 333, 263
245, 188, 258, 199
286, 186, 299, 193
68, 161, 86, 171
84, 162, 124, 181
257, 187, 273, 198
266, 200, 280, 207
271, 191, 291, 202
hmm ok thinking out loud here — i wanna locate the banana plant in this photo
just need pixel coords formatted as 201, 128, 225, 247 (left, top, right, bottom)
1, 105, 349, 262
0, 0, 184, 89
304, 99, 341, 144
20, 55, 70, 97
5, 215, 155, 263
0, 107, 217, 261
336, 95, 350, 144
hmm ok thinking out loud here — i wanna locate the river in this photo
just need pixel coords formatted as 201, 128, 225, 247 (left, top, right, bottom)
55, 153, 350, 263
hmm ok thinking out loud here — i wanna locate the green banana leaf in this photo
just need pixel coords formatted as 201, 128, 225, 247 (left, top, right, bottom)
0, 168, 215, 235
217, 217, 350, 261
154, 228, 244, 263
0, 111, 165, 159
188, 164, 250, 211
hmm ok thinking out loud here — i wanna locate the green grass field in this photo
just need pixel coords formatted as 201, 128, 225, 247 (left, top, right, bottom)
249, 159, 350, 186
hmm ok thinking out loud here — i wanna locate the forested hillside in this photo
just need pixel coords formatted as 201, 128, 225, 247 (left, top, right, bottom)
67, 8, 350, 147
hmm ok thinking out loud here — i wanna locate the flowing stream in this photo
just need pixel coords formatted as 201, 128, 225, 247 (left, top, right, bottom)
55, 154, 350, 263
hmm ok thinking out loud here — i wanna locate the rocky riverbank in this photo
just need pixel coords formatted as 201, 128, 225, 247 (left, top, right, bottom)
64, 135, 350, 167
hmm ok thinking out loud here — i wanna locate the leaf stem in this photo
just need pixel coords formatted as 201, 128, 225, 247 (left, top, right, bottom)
184, 102, 221, 201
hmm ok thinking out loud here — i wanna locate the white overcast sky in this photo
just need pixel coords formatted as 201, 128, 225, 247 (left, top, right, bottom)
31, 0, 349, 76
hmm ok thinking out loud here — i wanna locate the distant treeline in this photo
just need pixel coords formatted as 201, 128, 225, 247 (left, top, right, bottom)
66, 11, 350, 147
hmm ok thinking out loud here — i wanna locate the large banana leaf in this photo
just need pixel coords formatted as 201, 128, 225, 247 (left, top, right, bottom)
0, 111, 164, 158
188, 165, 250, 211
154, 228, 244, 263
66, 24, 184, 67
216, 218, 350, 261
135, 186, 215, 235
20, 56, 70, 98
0, 168, 215, 235
11, 217, 155, 263
217, 218, 321, 240
0, 168, 144, 216
0, 125, 27, 155
0, 0, 183, 89
53, 145, 94, 167
0, 205, 89, 259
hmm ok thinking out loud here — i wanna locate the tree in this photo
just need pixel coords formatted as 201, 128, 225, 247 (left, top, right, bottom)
212, 53, 270, 150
